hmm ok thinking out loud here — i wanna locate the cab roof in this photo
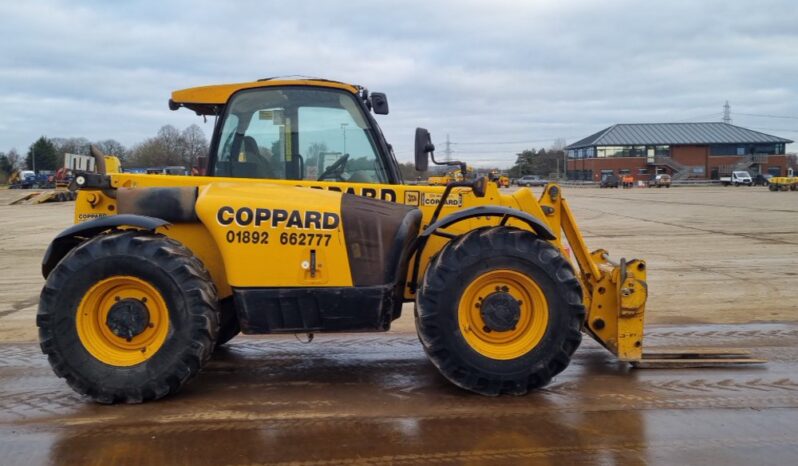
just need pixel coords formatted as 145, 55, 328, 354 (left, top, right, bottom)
169, 77, 361, 115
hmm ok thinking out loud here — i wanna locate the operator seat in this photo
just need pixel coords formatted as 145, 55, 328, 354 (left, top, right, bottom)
242, 136, 274, 178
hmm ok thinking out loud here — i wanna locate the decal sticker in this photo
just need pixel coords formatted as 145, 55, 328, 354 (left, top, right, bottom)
216, 206, 340, 230
404, 191, 420, 206
421, 192, 462, 207
77, 213, 108, 222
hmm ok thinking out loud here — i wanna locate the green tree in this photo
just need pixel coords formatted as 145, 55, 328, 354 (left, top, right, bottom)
26, 137, 58, 172
0, 153, 10, 176
508, 148, 563, 178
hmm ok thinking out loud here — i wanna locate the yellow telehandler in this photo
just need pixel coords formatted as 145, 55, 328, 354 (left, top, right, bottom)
37, 78, 760, 403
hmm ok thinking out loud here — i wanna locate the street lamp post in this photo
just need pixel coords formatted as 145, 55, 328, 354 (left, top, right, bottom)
340, 123, 349, 155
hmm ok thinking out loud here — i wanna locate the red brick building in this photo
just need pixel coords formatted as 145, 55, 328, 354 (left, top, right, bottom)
565, 122, 793, 181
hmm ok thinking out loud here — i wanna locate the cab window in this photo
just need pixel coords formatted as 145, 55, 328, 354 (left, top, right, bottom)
213, 87, 387, 183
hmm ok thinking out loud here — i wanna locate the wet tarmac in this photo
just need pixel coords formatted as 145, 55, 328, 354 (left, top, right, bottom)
2, 323, 798, 465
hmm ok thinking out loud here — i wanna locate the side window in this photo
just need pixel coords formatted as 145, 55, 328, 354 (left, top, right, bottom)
299, 100, 385, 183
243, 110, 286, 179
215, 114, 239, 163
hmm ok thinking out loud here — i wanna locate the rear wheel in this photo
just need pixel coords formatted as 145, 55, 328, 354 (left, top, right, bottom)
37, 231, 219, 403
416, 227, 584, 395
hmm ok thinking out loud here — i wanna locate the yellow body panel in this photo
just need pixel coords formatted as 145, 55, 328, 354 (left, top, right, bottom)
171, 79, 360, 106
194, 182, 352, 287
74, 173, 536, 298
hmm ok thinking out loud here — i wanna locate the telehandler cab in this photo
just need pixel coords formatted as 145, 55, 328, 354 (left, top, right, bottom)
37, 78, 761, 403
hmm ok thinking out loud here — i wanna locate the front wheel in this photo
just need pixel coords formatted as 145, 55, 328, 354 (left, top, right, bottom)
416, 227, 585, 396
37, 231, 219, 403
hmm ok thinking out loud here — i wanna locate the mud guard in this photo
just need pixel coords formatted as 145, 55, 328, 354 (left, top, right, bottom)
419, 206, 555, 240
409, 206, 556, 292
41, 214, 170, 278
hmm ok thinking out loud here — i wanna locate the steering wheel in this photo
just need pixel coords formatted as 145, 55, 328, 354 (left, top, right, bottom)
317, 154, 350, 181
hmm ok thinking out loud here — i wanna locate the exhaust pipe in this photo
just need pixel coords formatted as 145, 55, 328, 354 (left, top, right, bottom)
90, 145, 107, 175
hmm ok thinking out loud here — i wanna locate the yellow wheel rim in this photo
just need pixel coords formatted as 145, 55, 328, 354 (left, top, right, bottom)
76, 276, 170, 366
458, 269, 549, 360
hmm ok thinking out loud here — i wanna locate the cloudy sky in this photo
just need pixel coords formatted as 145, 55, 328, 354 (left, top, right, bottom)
1, 0, 797, 167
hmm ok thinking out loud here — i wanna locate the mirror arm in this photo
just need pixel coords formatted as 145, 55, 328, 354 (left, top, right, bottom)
429, 151, 468, 177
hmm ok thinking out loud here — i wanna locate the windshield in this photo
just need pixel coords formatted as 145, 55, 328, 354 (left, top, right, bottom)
733, 171, 750, 177
212, 87, 387, 183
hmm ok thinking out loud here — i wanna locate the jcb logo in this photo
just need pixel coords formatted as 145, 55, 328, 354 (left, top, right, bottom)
404, 191, 420, 206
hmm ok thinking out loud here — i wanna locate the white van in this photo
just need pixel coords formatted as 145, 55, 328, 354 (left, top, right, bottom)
720, 171, 753, 186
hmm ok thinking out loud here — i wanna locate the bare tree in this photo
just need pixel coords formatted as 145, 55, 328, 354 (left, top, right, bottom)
6, 148, 21, 171
180, 125, 209, 169
52, 137, 91, 168
128, 125, 208, 169
94, 139, 128, 162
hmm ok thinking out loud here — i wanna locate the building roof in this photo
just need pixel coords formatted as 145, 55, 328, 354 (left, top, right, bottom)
567, 122, 793, 149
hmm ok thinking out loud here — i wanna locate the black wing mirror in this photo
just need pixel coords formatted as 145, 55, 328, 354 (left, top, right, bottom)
414, 127, 434, 172
371, 92, 389, 115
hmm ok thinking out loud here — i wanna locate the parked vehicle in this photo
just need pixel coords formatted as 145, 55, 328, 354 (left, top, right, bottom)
600, 174, 619, 188
146, 166, 188, 175
647, 174, 672, 188
620, 175, 635, 188
768, 176, 798, 191
752, 174, 773, 186
516, 175, 548, 187
720, 171, 753, 186
9, 170, 54, 189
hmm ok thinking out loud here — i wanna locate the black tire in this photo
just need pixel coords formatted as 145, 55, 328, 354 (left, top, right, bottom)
216, 297, 241, 347
415, 227, 585, 396
37, 231, 219, 404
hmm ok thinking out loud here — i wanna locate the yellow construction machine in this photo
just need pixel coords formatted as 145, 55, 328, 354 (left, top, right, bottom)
488, 169, 510, 188
37, 78, 760, 403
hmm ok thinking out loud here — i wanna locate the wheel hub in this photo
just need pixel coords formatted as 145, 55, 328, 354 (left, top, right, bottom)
479, 292, 521, 332
106, 298, 150, 340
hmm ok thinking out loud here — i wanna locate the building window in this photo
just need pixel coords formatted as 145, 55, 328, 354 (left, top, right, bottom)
655, 145, 670, 157
638, 168, 649, 174
619, 168, 631, 175
597, 146, 650, 158
753, 143, 778, 154
568, 149, 576, 159
710, 144, 737, 155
